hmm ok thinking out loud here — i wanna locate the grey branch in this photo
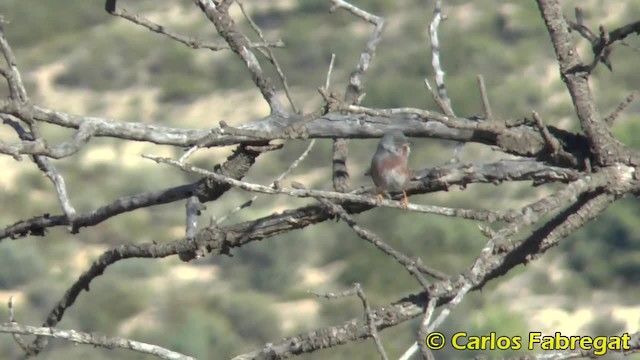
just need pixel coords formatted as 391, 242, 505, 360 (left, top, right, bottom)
109, 7, 283, 52
1, 322, 195, 360
194, 0, 287, 115
2, 117, 78, 222
0, 117, 97, 160
0, 158, 580, 242
315, 197, 448, 280
145, 154, 523, 223
0, 100, 597, 168
308, 283, 389, 360
236, 167, 635, 359
0, 22, 28, 102
218, 139, 316, 224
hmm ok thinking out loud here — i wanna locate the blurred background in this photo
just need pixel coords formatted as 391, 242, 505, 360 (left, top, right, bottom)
0, 0, 639, 359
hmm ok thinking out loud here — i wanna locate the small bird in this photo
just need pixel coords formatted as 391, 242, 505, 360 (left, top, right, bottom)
369, 131, 411, 209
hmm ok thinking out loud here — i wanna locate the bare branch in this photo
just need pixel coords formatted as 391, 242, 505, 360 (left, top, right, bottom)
329, 0, 385, 193
532, 111, 561, 154
237, 167, 635, 359
24, 239, 208, 356
0, 21, 27, 102
315, 196, 448, 280
218, 139, 316, 224
237, 0, 298, 113
7, 296, 29, 353
194, 0, 286, 115
310, 284, 389, 360
476, 75, 494, 122
427, 0, 454, 117
604, 92, 636, 126
1, 100, 600, 167
0, 159, 581, 242
144, 154, 524, 223
324, 53, 336, 91
109, 6, 283, 52
0, 117, 97, 160
1, 143, 269, 241
536, 0, 640, 166
566, 9, 640, 71
2, 322, 195, 360
2, 116, 78, 222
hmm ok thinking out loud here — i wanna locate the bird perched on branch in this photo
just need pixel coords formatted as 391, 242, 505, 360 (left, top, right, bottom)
369, 131, 411, 209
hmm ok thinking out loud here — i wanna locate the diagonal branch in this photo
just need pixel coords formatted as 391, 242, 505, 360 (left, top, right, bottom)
194, 0, 286, 115
108, 5, 283, 52
26, 166, 635, 358
0, 143, 270, 240
0, 116, 97, 160
315, 197, 448, 281
237, 0, 298, 113
0, 159, 581, 242
566, 8, 640, 71
310, 284, 390, 360
2, 322, 195, 360
0, 20, 27, 103
234, 180, 627, 359
145, 154, 527, 222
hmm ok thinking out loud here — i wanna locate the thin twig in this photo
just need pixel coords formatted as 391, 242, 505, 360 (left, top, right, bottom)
427, 0, 454, 117
143, 154, 520, 223
237, 0, 299, 113
0, 116, 97, 160
330, 0, 385, 194
195, 0, 287, 115
109, 7, 283, 52
0, 22, 28, 102
217, 139, 316, 224
2, 117, 78, 224
325, 53, 336, 91
604, 92, 636, 126
178, 145, 200, 164
476, 75, 494, 121
314, 196, 448, 280
532, 110, 560, 154
310, 284, 389, 360
399, 300, 438, 360
426, 0, 463, 163
1, 322, 195, 360
7, 296, 29, 353
418, 298, 438, 360
354, 284, 389, 360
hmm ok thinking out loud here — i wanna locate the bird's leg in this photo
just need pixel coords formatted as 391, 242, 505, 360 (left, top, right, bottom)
373, 188, 386, 206
400, 190, 409, 209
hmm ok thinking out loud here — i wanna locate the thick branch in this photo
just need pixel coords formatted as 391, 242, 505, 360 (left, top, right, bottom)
536, 0, 640, 166
1, 101, 599, 167
194, 0, 286, 115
